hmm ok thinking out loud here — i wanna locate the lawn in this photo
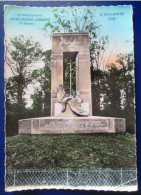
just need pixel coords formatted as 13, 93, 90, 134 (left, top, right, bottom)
6, 133, 137, 170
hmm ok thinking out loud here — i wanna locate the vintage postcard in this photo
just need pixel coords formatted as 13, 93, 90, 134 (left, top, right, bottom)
4, 5, 137, 191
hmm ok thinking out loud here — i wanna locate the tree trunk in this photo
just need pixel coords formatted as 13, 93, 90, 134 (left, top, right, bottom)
125, 85, 129, 109
18, 74, 23, 103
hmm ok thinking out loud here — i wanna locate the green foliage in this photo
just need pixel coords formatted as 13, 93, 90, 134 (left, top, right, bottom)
5, 35, 43, 135
5, 75, 30, 135
6, 77, 19, 103
44, 7, 97, 33
10, 36, 42, 67
71, 61, 76, 94
91, 52, 135, 133
6, 133, 136, 170
102, 53, 135, 133
6, 102, 27, 135
43, 7, 109, 70
90, 33, 109, 69
91, 68, 105, 114
31, 50, 51, 117
5, 35, 42, 103
64, 57, 76, 94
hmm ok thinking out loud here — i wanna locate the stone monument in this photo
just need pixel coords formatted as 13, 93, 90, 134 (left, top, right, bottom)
51, 33, 92, 117
19, 33, 126, 134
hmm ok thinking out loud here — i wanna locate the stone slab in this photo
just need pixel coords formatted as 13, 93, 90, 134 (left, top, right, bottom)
19, 116, 126, 134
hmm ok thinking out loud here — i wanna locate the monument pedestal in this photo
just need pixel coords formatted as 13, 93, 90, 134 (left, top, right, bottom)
19, 116, 126, 134
18, 33, 126, 134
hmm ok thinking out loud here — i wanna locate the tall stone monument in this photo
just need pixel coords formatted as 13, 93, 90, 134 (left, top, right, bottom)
19, 33, 126, 134
51, 33, 92, 116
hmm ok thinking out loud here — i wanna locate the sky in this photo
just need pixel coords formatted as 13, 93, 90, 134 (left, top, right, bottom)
4, 5, 134, 106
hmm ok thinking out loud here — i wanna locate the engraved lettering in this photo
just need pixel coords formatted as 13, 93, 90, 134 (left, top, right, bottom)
40, 120, 109, 131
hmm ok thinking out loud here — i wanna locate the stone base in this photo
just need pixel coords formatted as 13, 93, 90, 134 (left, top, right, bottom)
19, 116, 126, 134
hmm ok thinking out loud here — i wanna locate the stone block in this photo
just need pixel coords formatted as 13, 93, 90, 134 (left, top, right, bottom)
52, 54, 63, 61
55, 103, 62, 116
19, 119, 31, 134
115, 118, 126, 132
31, 119, 39, 134
51, 59, 63, 91
51, 98, 58, 116
79, 54, 90, 60
51, 92, 57, 98
19, 116, 126, 134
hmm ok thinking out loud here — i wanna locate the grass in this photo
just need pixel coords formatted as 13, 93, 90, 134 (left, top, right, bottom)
6, 133, 137, 170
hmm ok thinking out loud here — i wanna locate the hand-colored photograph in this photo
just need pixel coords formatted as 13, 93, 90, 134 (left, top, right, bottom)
4, 5, 137, 191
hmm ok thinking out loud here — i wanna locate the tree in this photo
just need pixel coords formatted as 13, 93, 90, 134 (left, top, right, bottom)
5, 35, 42, 103
43, 7, 109, 70
43, 7, 96, 33
116, 52, 135, 109
91, 68, 105, 115
5, 35, 42, 135
5, 76, 27, 135
31, 50, 51, 117
101, 64, 123, 115
103, 52, 135, 112
101, 52, 135, 133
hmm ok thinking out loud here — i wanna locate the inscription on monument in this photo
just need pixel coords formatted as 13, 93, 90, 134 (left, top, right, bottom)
40, 120, 109, 131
